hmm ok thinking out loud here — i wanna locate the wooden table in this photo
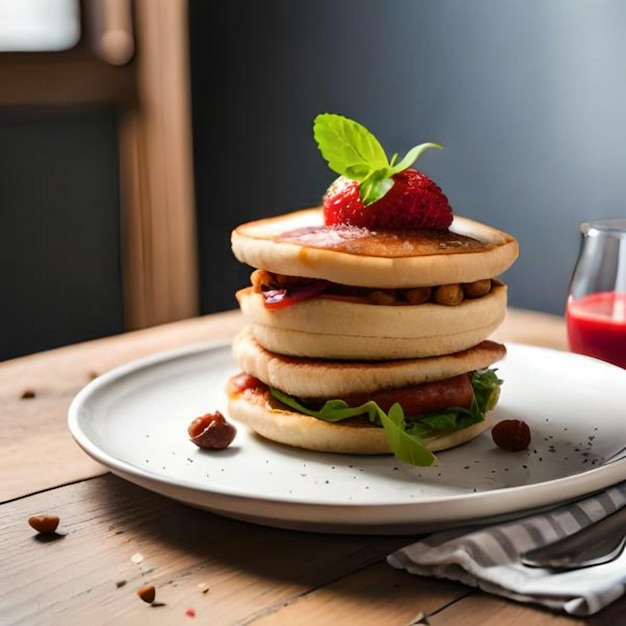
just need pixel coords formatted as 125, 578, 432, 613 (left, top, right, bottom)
2, 308, 622, 625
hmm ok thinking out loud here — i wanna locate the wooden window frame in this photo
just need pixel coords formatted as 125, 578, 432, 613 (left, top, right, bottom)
0, 0, 198, 330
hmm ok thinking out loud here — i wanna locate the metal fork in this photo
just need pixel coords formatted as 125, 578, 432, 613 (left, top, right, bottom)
521, 504, 626, 569
520, 446, 626, 569
601, 445, 626, 466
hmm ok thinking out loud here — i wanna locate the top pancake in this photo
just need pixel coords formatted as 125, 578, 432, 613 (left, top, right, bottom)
231, 207, 519, 288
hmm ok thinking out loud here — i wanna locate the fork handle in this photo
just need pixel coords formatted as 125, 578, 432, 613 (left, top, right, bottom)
521, 504, 626, 569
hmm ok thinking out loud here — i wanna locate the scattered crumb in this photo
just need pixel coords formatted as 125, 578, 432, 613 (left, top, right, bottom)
28, 514, 60, 534
115, 580, 127, 589
131, 552, 144, 564
137, 584, 155, 604
21, 389, 36, 399
185, 607, 196, 617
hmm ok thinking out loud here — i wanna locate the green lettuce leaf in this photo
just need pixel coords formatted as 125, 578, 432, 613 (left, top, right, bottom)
271, 388, 437, 466
269, 368, 503, 467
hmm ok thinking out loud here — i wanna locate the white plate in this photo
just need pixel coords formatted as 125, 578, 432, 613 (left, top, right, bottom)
68, 342, 626, 534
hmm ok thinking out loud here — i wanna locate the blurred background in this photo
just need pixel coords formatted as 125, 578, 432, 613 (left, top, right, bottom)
3, 0, 626, 361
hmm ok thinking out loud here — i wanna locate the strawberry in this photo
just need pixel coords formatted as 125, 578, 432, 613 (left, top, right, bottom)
323, 169, 452, 229
313, 113, 453, 230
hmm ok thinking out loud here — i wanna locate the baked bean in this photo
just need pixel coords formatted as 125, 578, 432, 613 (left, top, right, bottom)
367, 290, 397, 305
405, 286, 432, 304
433, 284, 464, 306
462, 279, 492, 299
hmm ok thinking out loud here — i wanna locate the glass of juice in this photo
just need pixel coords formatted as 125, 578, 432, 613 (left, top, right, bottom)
566, 219, 626, 368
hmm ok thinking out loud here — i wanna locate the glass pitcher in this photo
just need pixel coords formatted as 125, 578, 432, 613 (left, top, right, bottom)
565, 219, 626, 368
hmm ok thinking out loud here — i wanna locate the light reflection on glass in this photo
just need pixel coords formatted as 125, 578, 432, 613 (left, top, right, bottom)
0, 0, 80, 52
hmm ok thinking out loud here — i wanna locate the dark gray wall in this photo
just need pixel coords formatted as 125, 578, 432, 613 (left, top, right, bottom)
4, 1, 626, 360
0, 108, 123, 361
190, 0, 626, 317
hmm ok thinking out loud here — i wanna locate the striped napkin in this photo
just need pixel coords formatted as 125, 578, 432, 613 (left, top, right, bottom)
388, 481, 626, 616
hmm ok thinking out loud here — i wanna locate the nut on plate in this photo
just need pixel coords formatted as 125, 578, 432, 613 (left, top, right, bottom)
188, 411, 236, 450
491, 419, 531, 451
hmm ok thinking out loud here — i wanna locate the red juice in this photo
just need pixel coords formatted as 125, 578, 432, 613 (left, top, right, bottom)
566, 291, 626, 368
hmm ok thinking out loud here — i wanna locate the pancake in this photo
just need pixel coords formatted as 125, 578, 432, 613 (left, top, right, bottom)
232, 327, 507, 398
227, 380, 496, 456
231, 207, 519, 288
236, 282, 507, 360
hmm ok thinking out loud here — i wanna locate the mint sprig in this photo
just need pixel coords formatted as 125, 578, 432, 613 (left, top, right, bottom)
313, 113, 442, 205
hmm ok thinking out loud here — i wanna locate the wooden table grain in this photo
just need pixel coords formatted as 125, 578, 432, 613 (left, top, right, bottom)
2, 308, 622, 625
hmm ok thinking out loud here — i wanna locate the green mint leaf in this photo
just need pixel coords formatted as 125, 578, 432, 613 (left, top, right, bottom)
359, 172, 394, 205
390, 142, 443, 175
313, 113, 444, 206
313, 113, 390, 180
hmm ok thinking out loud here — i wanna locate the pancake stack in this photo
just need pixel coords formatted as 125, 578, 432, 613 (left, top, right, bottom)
226, 114, 519, 466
